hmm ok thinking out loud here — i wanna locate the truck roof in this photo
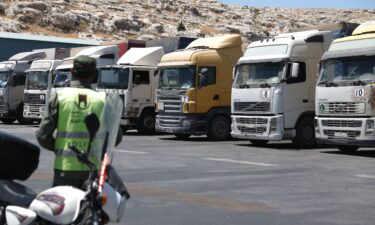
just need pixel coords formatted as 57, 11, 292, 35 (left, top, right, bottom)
27, 59, 63, 71
159, 35, 243, 67
239, 30, 332, 63
117, 47, 164, 66
332, 21, 375, 43
8, 51, 47, 61
186, 34, 242, 49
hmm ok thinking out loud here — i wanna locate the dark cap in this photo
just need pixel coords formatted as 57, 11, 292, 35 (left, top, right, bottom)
73, 56, 96, 75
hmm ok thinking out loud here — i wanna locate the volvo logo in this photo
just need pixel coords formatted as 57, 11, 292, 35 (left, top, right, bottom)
334, 104, 347, 113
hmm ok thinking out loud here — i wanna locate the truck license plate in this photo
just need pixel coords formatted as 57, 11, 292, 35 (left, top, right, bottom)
334, 132, 347, 138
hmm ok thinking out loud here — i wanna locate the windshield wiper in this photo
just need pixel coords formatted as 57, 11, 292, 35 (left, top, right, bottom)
352, 79, 367, 86
260, 82, 271, 88
238, 83, 250, 89
318, 80, 338, 87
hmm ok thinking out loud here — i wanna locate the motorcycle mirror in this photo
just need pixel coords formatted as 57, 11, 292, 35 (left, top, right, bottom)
85, 113, 100, 143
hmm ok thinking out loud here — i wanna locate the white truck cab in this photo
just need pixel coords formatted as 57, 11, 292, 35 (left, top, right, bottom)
0, 51, 47, 124
315, 21, 375, 152
54, 45, 119, 87
23, 60, 63, 119
231, 30, 333, 148
97, 47, 164, 134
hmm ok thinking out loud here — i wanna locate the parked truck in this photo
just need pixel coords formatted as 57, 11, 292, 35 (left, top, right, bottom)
315, 21, 375, 152
231, 30, 335, 148
155, 35, 243, 140
54, 45, 119, 87
97, 47, 165, 134
0, 51, 47, 124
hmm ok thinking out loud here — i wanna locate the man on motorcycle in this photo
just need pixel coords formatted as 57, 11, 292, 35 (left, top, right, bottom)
36, 56, 122, 188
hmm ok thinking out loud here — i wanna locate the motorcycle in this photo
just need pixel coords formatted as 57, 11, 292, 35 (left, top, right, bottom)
0, 94, 129, 225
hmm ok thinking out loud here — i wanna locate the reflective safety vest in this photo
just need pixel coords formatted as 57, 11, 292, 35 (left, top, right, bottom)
54, 88, 106, 171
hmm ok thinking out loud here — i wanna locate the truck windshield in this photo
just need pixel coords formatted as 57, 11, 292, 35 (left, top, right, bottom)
54, 69, 71, 87
97, 68, 129, 89
319, 56, 375, 86
26, 71, 48, 90
159, 66, 196, 89
0, 71, 10, 87
234, 62, 284, 88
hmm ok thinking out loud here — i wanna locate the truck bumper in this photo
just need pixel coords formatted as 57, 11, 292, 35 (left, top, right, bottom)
315, 116, 375, 147
231, 115, 285, 141
155, 114, 207, 135
23, 105, 45, 119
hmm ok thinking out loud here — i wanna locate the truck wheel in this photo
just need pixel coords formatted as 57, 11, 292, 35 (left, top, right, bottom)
292, 117, 316, 149
337, 145, 359, 153
249, 140, 269, 146
136, 110, 155, 135
15, 103, 34, 125
174, 134, 191, 140
207, 115, 230, 141
0, 118, 16, 124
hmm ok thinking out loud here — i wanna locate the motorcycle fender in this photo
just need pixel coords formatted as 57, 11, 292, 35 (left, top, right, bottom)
5, 206, 36, 225
29, 186, 85, 225
102, 183, 127, 223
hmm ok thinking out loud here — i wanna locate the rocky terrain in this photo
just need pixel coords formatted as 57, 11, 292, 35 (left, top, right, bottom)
0, 0, 374, 43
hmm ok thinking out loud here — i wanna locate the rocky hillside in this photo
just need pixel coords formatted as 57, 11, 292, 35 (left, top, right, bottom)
0, 0, 374, 43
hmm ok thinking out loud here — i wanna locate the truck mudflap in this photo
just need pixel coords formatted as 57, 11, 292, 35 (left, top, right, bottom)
316, 138, 375, 147
155, 114, 207, 135
230, 114, 285, 141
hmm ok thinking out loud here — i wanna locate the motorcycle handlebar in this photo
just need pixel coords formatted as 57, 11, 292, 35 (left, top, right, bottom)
69, 144, 97, 171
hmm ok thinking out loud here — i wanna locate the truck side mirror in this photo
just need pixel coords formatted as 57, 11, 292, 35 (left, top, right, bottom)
198, 68, 208, 88
291, 63, 299, 78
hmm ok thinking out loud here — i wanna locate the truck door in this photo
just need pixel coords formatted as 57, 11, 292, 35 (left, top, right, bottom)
8, 73, 26, 111
131, 69, 152, 113
196, 66, 218, 113
283, 62, 309, 129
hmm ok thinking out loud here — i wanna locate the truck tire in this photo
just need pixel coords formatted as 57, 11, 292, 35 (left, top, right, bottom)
0, 118, 16, 124
16, 104, 34, 125
292, 117, 316, 149
249, 140, 269, 147
174, 134, 191, 140
136, 110, 155, 135
337, 145, 359, 153
207, 115, 230, 141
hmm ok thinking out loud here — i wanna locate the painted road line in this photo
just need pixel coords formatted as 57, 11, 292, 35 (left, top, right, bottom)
202, 158, 278, 167
355, 174, 375, 179
116, 149, 148, 154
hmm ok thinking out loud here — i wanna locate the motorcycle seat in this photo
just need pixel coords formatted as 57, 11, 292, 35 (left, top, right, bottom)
0, 180, 36, 207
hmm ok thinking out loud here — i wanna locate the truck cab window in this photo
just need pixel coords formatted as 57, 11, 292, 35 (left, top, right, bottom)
133, 70, 150, 85
286, 62, 306, 84
198, 66, 216, 87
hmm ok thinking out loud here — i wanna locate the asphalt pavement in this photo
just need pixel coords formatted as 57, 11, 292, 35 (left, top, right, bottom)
1, 123, 375, 225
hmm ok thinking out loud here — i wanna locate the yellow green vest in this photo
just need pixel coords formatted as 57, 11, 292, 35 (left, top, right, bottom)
54, 88, 106, 171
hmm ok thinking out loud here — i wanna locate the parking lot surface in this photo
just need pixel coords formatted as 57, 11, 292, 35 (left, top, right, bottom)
2, 123, 375, 225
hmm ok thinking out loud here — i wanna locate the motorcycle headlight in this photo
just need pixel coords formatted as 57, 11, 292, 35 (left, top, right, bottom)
365, 120, 375, 135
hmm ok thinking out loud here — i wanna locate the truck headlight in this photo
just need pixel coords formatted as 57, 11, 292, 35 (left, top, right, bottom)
122, 109, 130, 117
270, 118, 277, 131
24, 105, 29, 111
40, 106, 45, 112
365, 120, 375, 135
315, 119, 320, 134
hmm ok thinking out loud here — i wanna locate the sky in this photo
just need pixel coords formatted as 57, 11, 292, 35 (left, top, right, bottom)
220, 0, 375, 9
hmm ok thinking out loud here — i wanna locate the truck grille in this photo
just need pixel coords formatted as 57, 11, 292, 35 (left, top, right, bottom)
320, 102, 365, 114
0, 105, 6, 113
238, 126, 266, 134
234, 102, 270, 113
158, 116, 181, 127
323, 130, 361, 139
321, 120, 362, 128
24, 93, 45, 104
236, 117, 268, 125
30, 105, 40, 112
158, 96, 182, 113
